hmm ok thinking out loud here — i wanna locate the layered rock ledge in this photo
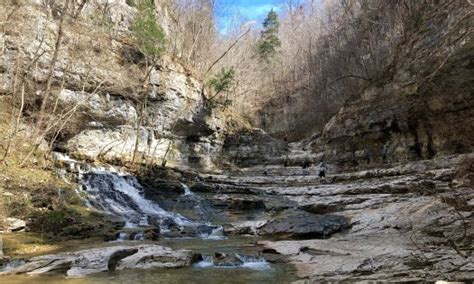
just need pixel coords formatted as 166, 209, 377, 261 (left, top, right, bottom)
0, 245, 197, 278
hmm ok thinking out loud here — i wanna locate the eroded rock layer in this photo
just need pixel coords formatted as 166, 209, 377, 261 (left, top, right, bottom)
310, 3, 473, 170
0, 1, 226, 171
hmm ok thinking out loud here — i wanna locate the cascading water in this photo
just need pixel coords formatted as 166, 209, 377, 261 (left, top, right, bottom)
81, 172, 190, 229
181, 183, 194, 196
0, 151, 283, 283
54, 152, 225, 240
174, 183, 215, 224
193, 254, 270, 270
80, 172, 226, 240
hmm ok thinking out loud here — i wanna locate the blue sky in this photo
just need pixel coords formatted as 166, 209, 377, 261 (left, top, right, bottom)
216, 0, 282, 34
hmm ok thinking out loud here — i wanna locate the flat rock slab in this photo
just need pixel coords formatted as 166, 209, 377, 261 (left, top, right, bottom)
259, 233, 474, 282
258, 210, 350, 239
0, 245, 195, 278
5, 218, 26, 232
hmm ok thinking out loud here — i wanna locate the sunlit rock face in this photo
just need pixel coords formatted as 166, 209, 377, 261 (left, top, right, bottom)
0, 1, 226, 172
61, 65, 225, 171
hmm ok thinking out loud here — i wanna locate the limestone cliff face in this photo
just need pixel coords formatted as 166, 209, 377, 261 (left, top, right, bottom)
310, 3, 473, 170
222, 128, 286, 167
0, 0, 226, 171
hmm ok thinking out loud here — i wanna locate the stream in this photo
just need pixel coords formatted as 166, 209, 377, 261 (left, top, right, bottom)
2, 237, 296, 283
1, 154, 297, 283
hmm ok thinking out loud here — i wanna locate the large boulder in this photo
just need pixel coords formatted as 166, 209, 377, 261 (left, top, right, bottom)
0, 245, 196, 278
115, 245, 195, 270
258, 210, 350, 239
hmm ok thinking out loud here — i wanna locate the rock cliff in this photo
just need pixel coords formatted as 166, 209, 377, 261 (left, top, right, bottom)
0, 0, 227, 171
309, 3, 473, 170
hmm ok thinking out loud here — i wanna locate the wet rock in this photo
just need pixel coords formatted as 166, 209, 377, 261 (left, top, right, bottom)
190, 182, 258, 195
0, 245, 194, 278
224, 221, 268, 236
229, 197, 266, 211
142, 179, 185, 199
258, 210, 350, 239
189, 182, 216, 193
222, 224, 237, 235
173, 194, 214, 222
210, 195, 266, 211
143, 227, 160, 241
5, 218, 26, 232
260, 248, 285, 263
213, 252, 243, 267
110, 227, 160, 241
233, 226, 255, 236
299, 203, 344, 214
161, 225, 217, 239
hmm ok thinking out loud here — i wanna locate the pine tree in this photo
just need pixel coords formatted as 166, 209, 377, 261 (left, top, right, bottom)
209, 67, 236, 97
257, 9, 281, 62
130, 0, 166, 60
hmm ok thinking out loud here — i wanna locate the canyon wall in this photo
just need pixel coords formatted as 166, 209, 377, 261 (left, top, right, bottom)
0, 0, 228, 171
310, 2, 473, 170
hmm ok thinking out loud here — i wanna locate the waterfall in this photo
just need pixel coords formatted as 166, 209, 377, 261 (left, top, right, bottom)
175, 183, 215, 225
81, 172, 192, 229
181, 183, 194, 196
53, 152, 225, 239
80, 172, 225, 239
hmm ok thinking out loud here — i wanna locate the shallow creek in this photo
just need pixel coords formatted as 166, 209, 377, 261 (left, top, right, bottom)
2, 237, 297, 284
2, 155, 297, 283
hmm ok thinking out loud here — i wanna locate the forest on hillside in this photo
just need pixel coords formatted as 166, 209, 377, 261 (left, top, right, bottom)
161, 0, 465, 139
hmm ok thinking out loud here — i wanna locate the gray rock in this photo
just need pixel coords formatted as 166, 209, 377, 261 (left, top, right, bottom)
1, 1, 227, 173
212, 252, 243, 267
5, 218, 26, 232
149, 68, 161, 85
116, 246, 193, 270
0, 245, 194, 278
223, 128, 287, 167
258, 210, 349, 239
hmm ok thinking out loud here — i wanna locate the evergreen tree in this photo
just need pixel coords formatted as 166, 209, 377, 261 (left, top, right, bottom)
208, 67, 236, 100
130, 0, 166, 60
257, 9, 281, 62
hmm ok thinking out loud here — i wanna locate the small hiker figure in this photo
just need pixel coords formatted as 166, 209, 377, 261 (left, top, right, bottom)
318, 161, 328, 178
263, 163, 268, 176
